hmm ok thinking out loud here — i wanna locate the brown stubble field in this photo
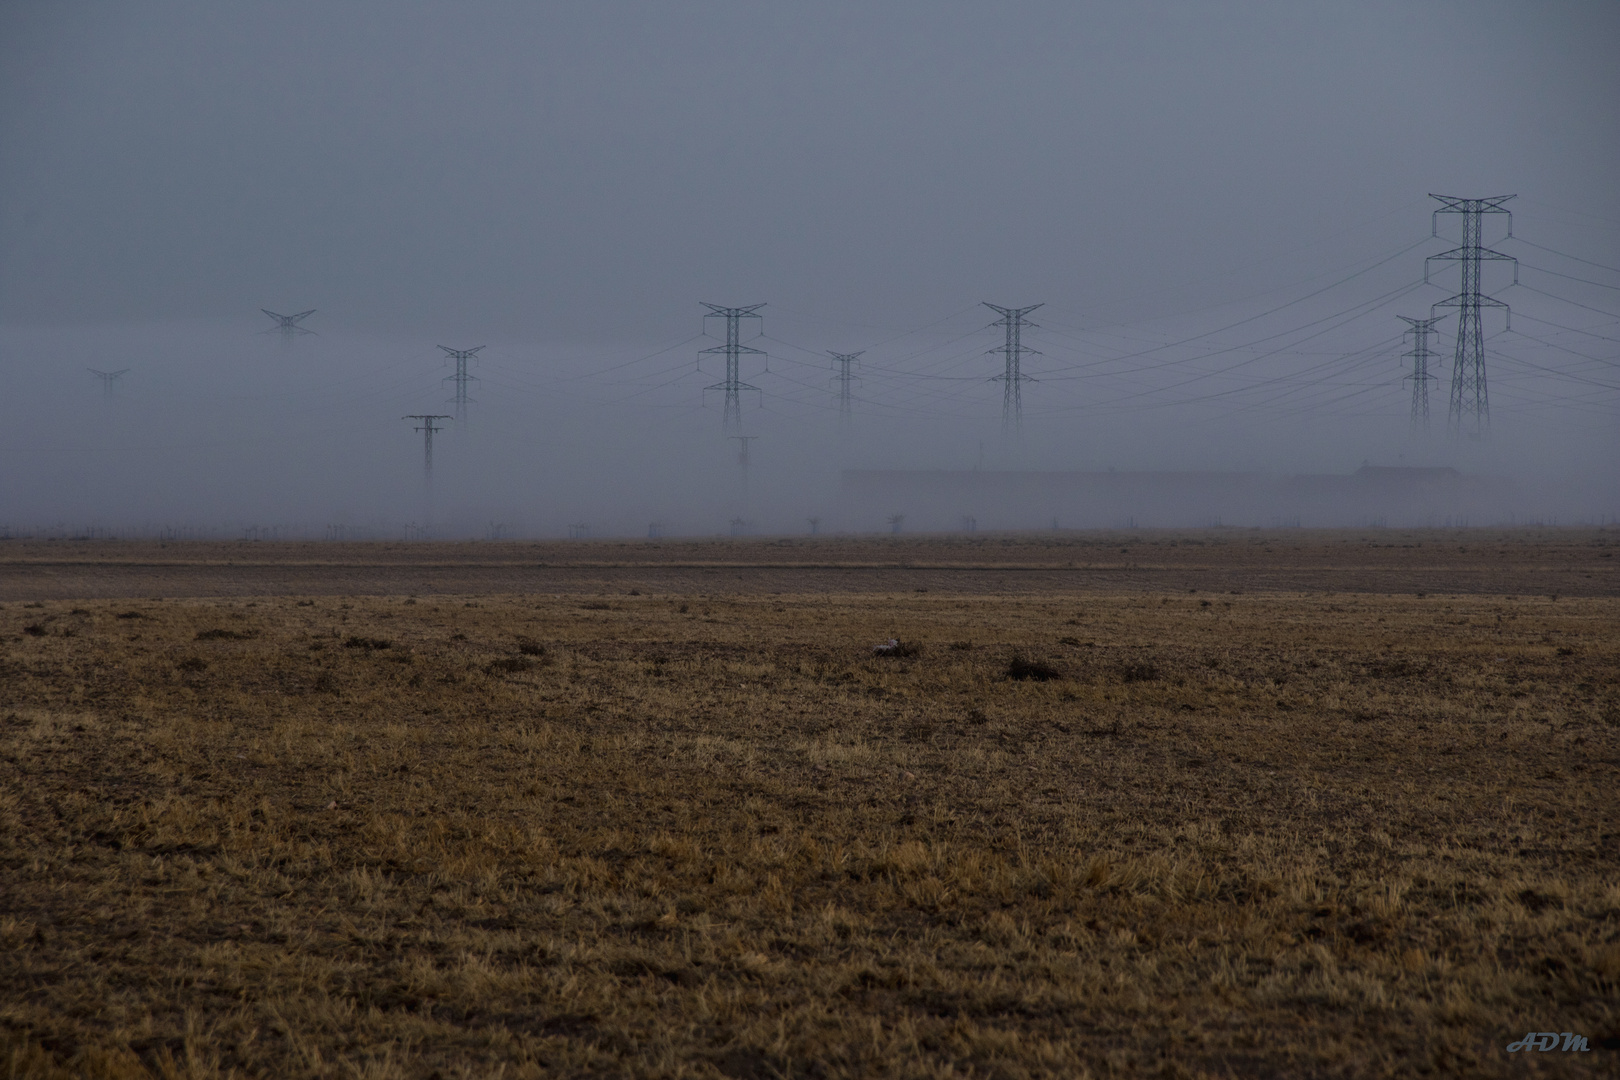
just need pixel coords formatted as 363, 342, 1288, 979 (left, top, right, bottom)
1, 531, 1618, 1078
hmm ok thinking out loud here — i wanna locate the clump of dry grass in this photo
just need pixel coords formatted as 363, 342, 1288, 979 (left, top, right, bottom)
1005, 653, 1062, 681
0, 564, 1617, 1078
193, 628, 252, 641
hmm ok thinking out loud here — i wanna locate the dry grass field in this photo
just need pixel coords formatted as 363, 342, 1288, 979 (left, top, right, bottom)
1, 531, 1618, 1078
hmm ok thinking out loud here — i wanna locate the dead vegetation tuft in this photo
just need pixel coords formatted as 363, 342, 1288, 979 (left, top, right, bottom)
194, 628, 252, 641
1005, 653, 1063, 681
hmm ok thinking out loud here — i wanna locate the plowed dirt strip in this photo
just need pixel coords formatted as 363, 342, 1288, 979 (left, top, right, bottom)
1, 529, 1615, 599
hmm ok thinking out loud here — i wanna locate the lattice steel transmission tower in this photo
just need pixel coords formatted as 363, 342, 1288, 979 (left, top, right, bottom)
1398, 316, 1444, 433
439, 345, 484, 422
88, 368, 128, 398
1425, 195, 1517, 437
984, 303, 1042, 436
404, 415, 452, 478
728, 434, 758, 469
262, 309, 316, 341
829, 351, 863, 424
701, 303, 765, 430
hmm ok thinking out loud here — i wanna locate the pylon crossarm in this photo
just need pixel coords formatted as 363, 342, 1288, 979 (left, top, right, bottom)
1432, 294, 1509, 310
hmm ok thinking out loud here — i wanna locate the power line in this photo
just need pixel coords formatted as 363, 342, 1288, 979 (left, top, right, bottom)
1055, 278, 1425, 409
1020, 236, 1433, 376
1489, 348, 1620, 392
1508, 236, 1620, 276
1513, 312, 1620, 345
1505, 327, 1620, 370
1516, 283, 1619, 321
566, 333, 706, 382
1517, 262, 1620, 293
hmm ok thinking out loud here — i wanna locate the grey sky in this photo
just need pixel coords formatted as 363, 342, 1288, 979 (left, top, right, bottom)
0, 2, 1615, 533
4, 1, 1615, 337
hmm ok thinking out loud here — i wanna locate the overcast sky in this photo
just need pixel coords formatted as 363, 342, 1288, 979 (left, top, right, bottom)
3, 0, 1616, 336
0, 1, 1615, 531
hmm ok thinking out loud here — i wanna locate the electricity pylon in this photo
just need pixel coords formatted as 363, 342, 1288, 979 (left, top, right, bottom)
830, 351, 863, 424
438, 345, 484, 423
1425, 195, 1517, 438
701, 303, 765, 430
729, 434, 757, 500
1398, 316, 1444, 433
984, 303, 1042, 437
262, 309, 316, 341
729, 434, 757, 468
404, 415, 452, 478
88, 368, 128, 398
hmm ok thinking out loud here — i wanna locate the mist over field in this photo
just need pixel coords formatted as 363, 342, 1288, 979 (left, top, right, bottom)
1, 1, 1616, 536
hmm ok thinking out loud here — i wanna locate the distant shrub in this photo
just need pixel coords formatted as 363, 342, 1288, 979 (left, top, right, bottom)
195, 628, 251, 641
176, 657, 208, 672
22, 623, 46, 637
114, 611, 145, 619
1367, 657, 1429, 679
343, 636, 392, 651
485, 655, 534, 675
872, 639, 920, 658
948, 640, 974, 651
581, 601, 612, 611
1006, 655, 1062, 682
516, 639, 546, 657
1119, 662, 1160, 683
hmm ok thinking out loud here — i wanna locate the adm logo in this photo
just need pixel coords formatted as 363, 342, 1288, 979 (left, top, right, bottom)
1506, 1032, 1589, 1053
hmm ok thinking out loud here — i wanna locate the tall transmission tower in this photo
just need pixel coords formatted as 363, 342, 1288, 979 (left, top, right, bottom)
87, 368, 128, 398
403, 415, 452, 478
984, 303, 1042, 437
729, 434, 758, 501
1397, 316, 1444, 433
438, 345, 484, 423
701, 303, 765, 430
1425, 195, 1517, 438
262, 309, 316, 341
728, 434, 758, 468
829, 351, 863, 424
